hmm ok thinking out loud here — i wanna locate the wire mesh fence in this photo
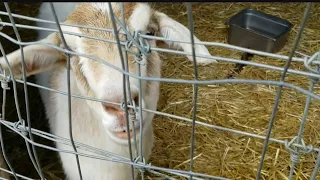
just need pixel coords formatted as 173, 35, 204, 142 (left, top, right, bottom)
0, 2, 319, 180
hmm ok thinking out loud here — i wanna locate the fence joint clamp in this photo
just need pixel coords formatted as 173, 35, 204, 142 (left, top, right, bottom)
284, 136, 313, 164
123, 30, 151, 66
304, 52, 320, 76
0, 65, 10, 90
133, 156, 150, 173
13, 120, 28, 136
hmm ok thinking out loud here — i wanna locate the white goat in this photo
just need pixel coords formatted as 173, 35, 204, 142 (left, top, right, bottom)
0, 2, 217, 180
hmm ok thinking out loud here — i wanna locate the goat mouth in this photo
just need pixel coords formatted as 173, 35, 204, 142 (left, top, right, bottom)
113, 127, 141, 140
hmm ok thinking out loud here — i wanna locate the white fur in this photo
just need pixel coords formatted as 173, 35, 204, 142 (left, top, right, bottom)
36, 3, 78, 106
36, 3, 78, 40
1, 2, 217, 180
92, 3, 119, 15
129, 3, 152, 31
155, 11, 216, 64
35, 3, 154, 180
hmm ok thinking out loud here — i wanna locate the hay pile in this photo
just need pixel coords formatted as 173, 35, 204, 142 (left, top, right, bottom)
149, 2, 320, 180
1, 2, 320, 180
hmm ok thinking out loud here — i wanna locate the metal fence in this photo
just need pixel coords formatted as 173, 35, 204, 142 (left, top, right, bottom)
0, 2, 319, 180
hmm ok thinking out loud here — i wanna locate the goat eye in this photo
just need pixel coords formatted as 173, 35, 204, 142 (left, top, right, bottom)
146, 32, 154, 36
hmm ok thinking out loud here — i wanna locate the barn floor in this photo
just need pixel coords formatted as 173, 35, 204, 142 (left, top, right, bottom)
0, 2, 320, 180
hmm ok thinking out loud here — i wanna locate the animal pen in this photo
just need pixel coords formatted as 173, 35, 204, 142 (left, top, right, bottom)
0, 1, 319, 180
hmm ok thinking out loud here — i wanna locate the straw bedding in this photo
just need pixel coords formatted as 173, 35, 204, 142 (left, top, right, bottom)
0, 2, 320, 180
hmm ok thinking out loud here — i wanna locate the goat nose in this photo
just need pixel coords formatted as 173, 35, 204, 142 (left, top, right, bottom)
102, 104, 128, 127
119, 112, 127, 127
119, 111, 138, 128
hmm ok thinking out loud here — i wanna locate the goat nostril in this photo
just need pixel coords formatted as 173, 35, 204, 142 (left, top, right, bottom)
133, 95, 139, 107
146, 32, 154, 36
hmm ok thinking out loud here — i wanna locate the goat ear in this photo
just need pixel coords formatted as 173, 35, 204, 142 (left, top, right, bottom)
153, 11, 217, 65
0, 33, 66, 79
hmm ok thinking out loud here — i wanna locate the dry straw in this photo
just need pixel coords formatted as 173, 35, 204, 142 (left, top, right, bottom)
0, 2, 320, 180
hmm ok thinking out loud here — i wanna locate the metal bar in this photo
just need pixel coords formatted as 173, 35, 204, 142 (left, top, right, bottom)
0, 34, 43, 180
311, 152, 320, 180
0, 119, 231, 180
147, 169, 176, 180
186, 3, 199, 180
3, 3, 44, 179
48, 3, 83, 180
119, 3, 139, 158
0, 167, 33, 180
0, 60, 18, 180
0, 16, 18, 180
137, 60, 145, 180
1, 32, 319, 80
255, 3, 312, 180
0, 3, 319, 180
0, 99, 17, 180
288, 77, 316, 179
5, 75, 320, 114
289, 51, 320, 179
0, 11, 128, 34
1, 21, 318, 68
0, 13, 317, 66
108, 3, 135, 179
2, 95, 320, 154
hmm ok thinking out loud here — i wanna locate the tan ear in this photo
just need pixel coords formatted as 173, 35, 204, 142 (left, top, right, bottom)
0, 33, 66, 79
153, 11, 217, 65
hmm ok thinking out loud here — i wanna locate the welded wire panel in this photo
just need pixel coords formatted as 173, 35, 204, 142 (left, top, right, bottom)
0, 2, 319, 180
255, 3, 313, 180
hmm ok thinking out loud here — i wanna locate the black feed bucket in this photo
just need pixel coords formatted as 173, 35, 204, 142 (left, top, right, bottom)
225, 8, 293, 78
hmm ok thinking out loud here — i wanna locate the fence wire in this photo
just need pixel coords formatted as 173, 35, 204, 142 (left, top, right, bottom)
0, 2, 319, 180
